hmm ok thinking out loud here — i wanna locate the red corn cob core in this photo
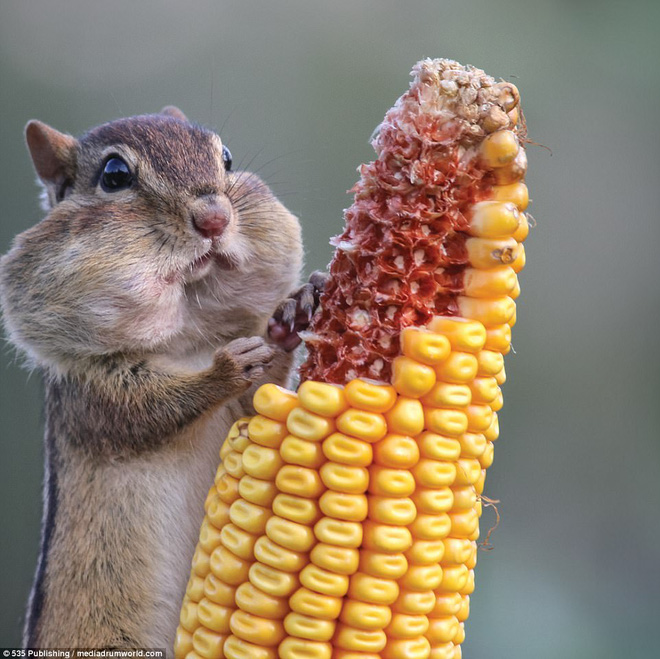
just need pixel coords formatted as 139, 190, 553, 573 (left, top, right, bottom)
300, 58, 521, 385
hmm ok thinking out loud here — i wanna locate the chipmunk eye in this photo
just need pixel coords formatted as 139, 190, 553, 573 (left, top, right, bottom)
222, 145, 232, 172
100, 156, 133, 192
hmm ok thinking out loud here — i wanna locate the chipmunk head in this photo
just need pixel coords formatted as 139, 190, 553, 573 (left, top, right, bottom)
0, 107, 302, 369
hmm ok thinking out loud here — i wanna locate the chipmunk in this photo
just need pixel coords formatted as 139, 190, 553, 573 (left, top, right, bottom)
0, 106, 325, 650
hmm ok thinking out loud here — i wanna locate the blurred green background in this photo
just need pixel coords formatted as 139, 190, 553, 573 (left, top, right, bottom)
1, 0, 659, 655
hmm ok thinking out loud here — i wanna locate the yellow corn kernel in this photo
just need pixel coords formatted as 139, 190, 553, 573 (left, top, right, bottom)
512, 212, 529, 242
405, 538, 445, 565
222, 451, 245, 479
272, 494, 321, 525
393, 590, 436, 615
283, 612, 336, 642
333, 625, 387, 653
237, 475, 277, 508
491, 181, 529, 211
386, 612, 430, 638
186, 573, 205, 602
465, 236, 520, 270
442, 538, 473, 565
427, 317, 487, 354
475, 468, 486, 496
276, 465, 325, 498
512, 241, 526, 272
409, 513, 451, 541
480, 129, 519, 167
457, 433, 486, 459
180, 600, 201, 633
319, 491, 368, 521
359, 550, 408, 579
196, 598, 232, 634
209, 546, 250, 586
453, 621, 466, 645
399, 563, 443, 591
382, 637, 431, 659
278, 638, 332, 659
368, 496, 417, 526
467, 201, 520, 239
491, 146, 527, 185
199, 520, 223, 555
280, 435, 325, 468
241, 444, 284, 480
510, 276, 521, 300
401, 327, 451, 365
192, 547, 210, 578
234, 582, 288, 619
459, 570, 476, 596
227, 432, 251, 455
373, 434, 420, 468
319, 462, 369, 494
426, 616, 459, 644
174, 627, 194, 657
216, 474, 240, 505
411, 487, 453, 514
508, 306, 517, 328
248, 562, 300, 598
322, 432, 373, 466
344, 379, 397, 413
192, 627, 227, 659
484, 323, 512, 353
299, 564, 349, 597
336, 409, 388, 442
469, 377, 499, 404
340, 599, 393, 630
219, 440, 232, 461
412, 459, 457, 489
253, 536, 308, 573
476, 350, 504, 377
435, 352, 478, 384
465, 405, 493, 433
286, 407, 336, 442
456, 595, 470, 622
448, 509, 480, 539
425, 408, 468, 437
392, 356, 437, 397
219, 524, 256, 561
289, 587, 343, 620
223, 635, 277, 659
451, 486, 477, 511
369, 465, 416, 497
457, 296, 515, 327
298, 380, 349, 417
479, 441, 495, 469
439, 564, 469, 593
362, 521, 413, 553
265, 515, 316, 552
463, 266, 517, 299
348, 572, 400, 605
203, 574, 236, 607
229, 499, 272, 535
229, 610, 285, 646
484, 412, 500, 442
253, 383, 298, 422
432, 592, 462, 617
384, 397, 425, 436
311, 543, 360, 575
314, 517, 363, 548
418, 432, 461, 461
247, 415, 288, 449
204, 485, 218, 513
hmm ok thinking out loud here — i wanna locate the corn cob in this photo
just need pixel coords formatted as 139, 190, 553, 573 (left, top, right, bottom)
175, 58, 529, 659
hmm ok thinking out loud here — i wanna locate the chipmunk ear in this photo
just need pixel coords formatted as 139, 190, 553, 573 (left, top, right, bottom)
25, 120, 77, 187
160, 105, 188, 122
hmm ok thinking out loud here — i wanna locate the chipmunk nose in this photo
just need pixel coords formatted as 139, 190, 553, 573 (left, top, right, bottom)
191, 196, 232, 239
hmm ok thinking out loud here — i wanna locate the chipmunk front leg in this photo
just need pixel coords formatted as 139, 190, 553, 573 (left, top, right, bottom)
48, 337, 275, 459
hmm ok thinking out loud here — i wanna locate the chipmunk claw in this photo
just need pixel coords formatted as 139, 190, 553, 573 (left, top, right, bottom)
268, 270, 328, 351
